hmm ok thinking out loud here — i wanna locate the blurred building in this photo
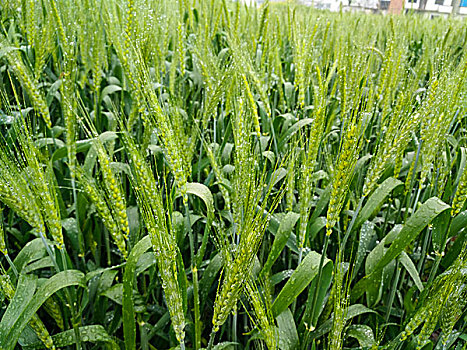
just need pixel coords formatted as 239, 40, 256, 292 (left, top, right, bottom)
241, 0, 467, 15
403, 0, 467, 15
300, 0, 379, 10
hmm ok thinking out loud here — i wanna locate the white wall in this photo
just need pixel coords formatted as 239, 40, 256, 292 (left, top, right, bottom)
403, 0, 467, 13
405, 0, 420, 10
350, 0, 379, 9
238, 0, 257, 5
424, 0, 453, 12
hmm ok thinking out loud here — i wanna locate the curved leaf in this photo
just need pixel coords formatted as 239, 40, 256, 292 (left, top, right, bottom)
449, 210, 467, 238
346, 324, 375, 348
186, 182, 215, 219
199, 253, 223, 304
272, 251, 330, 318
353, 221, 376, 281
1, 270, 86, 350
0, 274, 37, 335
301, 260, 333, 329
260, 212, 299, 276
307, 216, 327, 242
400, 252, 423, 292
352, 197, 451, 301
278, 118, 314, 150
51, 139, 93, 162
267, 213, 298, 253
309, 304, 375, 340
355, 177, 403, 228
364, 225, 401, 305
10, 238, 47, 276
22, 257, 54, 274
375, 197, 450, 271
431, 209, 451, 253
23, 325, 119, 349
310, 186, 331, 222
101, 84, 122, 101
35, 138, 65, 149
270, 167, 288, 188
277, 309, 299, 350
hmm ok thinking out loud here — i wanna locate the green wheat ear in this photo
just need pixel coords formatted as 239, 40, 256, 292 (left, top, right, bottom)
326, 119, 363, 236
244, 278, 278, 350
0, 207, 6, 256
14, 121, 64, 249
452, 161, 467, 216
0, 150, 45, 238
75, 167, 128, 259
120, 122, 186, 346
212, 151, 284, 336
2, 47, 52, 128
77, 112, 130, 259
400, 245, 467, 346
298, 64, 328, 256
0, 121, 53, 248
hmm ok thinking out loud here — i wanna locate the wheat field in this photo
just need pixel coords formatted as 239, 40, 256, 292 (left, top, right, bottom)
0, 0, 466, 349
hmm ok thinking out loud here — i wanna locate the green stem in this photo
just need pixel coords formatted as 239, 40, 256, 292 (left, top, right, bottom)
416, 226, 432, 275
193, 266, 201, 350
139, 315, 149, 350
411, 185, 422, 215
385, 259, 401, 322
233, 311, 238, 348
39, 232, 60, 272
60, 248, 82, 350
298, 244, 304, 266
70, 177, 85, 265
5, 254, 18, 277
195, 217, 212, 267
397, 269, 408, 324
427, 216, 453, 285
380, 198, 392, 239
104, 227, 111, 266
184, 201, 199, 350
341, 196, 365, 252
403, 139, 423, 222
308, 234, 330, 328
207, 331, 216, 350
184, 201, 194, 266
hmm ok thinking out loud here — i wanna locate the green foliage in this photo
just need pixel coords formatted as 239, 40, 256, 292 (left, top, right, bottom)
0, 0, 466, 349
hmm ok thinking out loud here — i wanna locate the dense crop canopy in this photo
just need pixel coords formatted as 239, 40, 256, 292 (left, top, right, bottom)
0, 0, 466, 349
